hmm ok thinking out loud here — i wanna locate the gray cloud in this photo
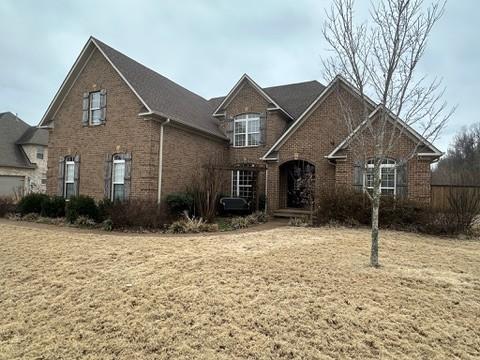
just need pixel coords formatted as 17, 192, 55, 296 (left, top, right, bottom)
1, 0, 477, 152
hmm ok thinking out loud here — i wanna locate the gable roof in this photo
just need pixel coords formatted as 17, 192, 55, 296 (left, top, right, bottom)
262, 75, 442, 160
39, 37, 226, 139
326, 105, 443, 159
208, 80, 325, 120
0, 112, 36, 168
16, 126, 48, 146
211, 74, 295, 119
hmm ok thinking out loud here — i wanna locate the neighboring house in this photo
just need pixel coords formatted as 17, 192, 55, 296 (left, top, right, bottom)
0, 112, 48, 197
39, 37, 441, 215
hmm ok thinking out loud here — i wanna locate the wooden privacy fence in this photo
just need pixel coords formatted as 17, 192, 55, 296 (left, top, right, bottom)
431, 185, 480, 210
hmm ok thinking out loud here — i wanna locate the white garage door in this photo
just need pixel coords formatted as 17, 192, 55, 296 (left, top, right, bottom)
0, 176, 25, 197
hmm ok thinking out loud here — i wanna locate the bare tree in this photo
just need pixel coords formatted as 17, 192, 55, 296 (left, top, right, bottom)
323, 0, 454, 267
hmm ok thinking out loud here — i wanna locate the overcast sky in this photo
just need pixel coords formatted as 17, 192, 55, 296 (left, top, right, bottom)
1, 0, 478, 151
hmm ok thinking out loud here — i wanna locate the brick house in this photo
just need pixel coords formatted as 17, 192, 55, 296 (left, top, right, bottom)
0, 112, 48, 197
39, 37, 442, 215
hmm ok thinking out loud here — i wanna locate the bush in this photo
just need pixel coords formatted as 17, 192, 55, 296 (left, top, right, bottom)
101, 218, 113, 231
166, 192, 193, 216
66, 195, 99, 223
288, 216, 310, 227
229, 216, 249, 230
103, 199, 167, 230
167, 213, 219, 233
16, 193, 49, 216
74, 215, 96, 228
315, 189, 426, 229
0, 197, 16, 218
40, 196, 66, 218
22, 213, 39, 222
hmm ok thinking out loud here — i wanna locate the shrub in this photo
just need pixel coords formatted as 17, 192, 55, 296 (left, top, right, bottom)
0, 197, 16, 218
66, 195, 99, 223
103, 199, 167, 230
168, 213, 219, 233
102, 218, 113, 231
22, 213, 39, 222
40, 196, 66, 218
74, 215, 96, 228
16, 193, 49, 216
316, 189, 370, 226
166, 192, 193, 216
97, 198, 113, 222
288, 216, 310, 227
229, 216, 249, 230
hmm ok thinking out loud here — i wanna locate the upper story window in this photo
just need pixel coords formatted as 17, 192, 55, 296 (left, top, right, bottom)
36, 146, 44, 160
89, 91, 102, 125
82, 89, 106, 126
64, 156, 76, 198
234, 113, 260, 147
112, 154, 126, 201
364, 158, 396, 195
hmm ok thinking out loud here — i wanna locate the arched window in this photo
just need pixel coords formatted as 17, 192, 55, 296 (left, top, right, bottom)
64, 156, 76, 198
111, 154, 126, 201
364, 158, 396, 195
234, 113, 260, 147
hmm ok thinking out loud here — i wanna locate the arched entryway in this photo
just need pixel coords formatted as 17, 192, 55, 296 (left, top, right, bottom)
279, 160, 315, 209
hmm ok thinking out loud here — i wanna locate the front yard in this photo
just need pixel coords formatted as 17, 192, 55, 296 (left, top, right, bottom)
0, 220, 479, 359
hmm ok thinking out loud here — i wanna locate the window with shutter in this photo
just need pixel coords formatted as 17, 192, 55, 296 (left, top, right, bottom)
233, 113, 261, 147
364, 158, 397, 196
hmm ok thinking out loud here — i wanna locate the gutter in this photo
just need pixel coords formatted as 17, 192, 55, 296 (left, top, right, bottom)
157, 118, 171, 204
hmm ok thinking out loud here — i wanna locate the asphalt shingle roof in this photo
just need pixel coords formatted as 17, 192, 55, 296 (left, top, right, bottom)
207, 80, 325, 120
93, 38, 225, 138
0, 112, 35, 168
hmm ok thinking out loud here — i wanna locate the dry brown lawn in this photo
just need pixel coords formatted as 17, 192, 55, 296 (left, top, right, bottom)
0, 220, 479, 359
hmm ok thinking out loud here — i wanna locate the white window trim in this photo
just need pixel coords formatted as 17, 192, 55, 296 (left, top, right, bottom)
89, 91, 101, 125
111, 157, 126, 201
233, 113, 261, 148
231, 170, 254, 198
64, 159, 75, 198
364, 160, 397, 196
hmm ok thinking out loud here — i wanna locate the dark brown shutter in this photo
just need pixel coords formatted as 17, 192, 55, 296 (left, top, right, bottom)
73, 154, 80, 196
82, 93, 89, 126
124, 153, 132, 199
104, 153, 113, 199
57, 156, 65, 196
259, 112, 267, 145
353, 160, 364, 192
225, 117, 234, 145
396, 159, 408, 199
100, 89, 107, 124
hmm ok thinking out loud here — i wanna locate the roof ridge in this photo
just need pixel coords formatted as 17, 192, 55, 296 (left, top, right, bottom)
263, 80, 322, 90
92, 37, 209, 102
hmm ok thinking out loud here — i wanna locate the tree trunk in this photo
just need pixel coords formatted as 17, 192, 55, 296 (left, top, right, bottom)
370, 163, 381, 267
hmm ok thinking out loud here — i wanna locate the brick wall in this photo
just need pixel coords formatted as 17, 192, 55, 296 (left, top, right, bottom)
218, 80, 290, 198
161, 124, 228, 203
46, 48, 160, 200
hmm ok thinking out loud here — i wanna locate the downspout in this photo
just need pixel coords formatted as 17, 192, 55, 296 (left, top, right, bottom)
157, 118, 171, 204
264, 165, 268, 213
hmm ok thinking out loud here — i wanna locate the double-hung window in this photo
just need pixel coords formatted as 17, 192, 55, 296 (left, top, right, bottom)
36, 146, 44, 160
232, 170, 254, 199
112, 155, 126, 201
64, 156, 75, 198
365, 159, 396, 195
89, 91, 102, 125
234, 113, 260, 147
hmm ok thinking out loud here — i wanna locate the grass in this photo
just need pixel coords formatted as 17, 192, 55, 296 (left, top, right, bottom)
0, 221, 479, 359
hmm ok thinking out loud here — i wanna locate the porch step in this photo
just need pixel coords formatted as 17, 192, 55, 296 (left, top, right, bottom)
273, 208, 313, 219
